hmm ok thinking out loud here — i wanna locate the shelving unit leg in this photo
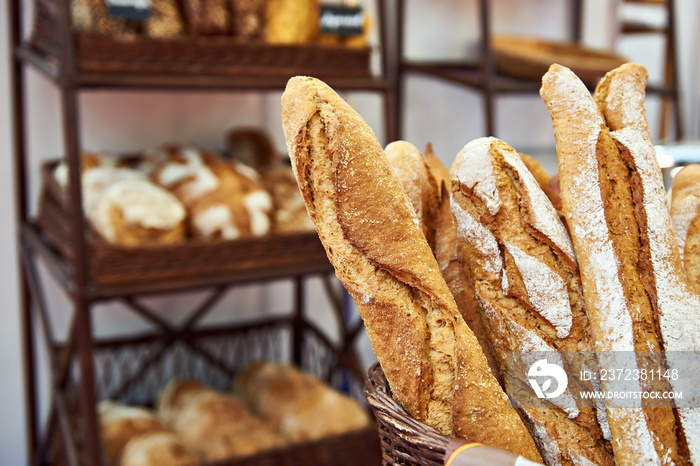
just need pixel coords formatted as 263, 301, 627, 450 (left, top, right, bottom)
8, 1, 38, 464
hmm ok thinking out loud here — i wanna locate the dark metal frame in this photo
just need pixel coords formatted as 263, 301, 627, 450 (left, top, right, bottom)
392, 0, 682, 141
8, 1, 398, 464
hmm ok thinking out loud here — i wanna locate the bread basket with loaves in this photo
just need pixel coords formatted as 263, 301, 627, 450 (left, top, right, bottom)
281, 64, 700, 466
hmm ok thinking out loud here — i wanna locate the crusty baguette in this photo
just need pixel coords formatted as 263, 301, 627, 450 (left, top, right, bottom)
385, 140, 439, 251
670, 164, 700, 293
281, 76, 540, 461
425, 143, 502, 384
449, 136, 613, 465
541, 63, 692, 465
593, 63, 700, 464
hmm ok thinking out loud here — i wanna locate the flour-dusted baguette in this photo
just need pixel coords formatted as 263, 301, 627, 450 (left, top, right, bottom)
449, 136, 613, 465
670, 165, 700, 293
541, 63, 693, 465
593, 63, 700, 464
425, 143, 501, 383
385, 140, 440, 251
281, 76, 540, 461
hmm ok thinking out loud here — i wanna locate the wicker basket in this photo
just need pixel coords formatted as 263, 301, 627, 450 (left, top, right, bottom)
49, 317, 382, 466
36, 160, 332, 286
364, 363, 450, 466
30, 0, 371, 79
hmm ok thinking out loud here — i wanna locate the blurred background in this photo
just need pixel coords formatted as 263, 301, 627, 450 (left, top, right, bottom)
2, 0, 699, 464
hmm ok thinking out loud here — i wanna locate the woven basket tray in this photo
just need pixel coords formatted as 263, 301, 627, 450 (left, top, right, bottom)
36, 160, 331, 286
364, 363, 450, 466
49, 318, 382, 465
31, 0, 371, 78
492, 34, 627, 84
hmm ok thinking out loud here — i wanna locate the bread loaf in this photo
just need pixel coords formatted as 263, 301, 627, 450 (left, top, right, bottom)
146, 0, 185, 38
156, 379, 210, 426
670, 164, 700, 293
150, 146, 273, 240
162, 383, 287, 462
119, 431, 200, 466
281, 75, 540, 461
234, 362, 371, 442
541, 62, 696, 465
519, 153, 562, 214
425, 143, 501, 383
98, 401, 171, 465
81, 166, 187, 246
230, 0, 265, 39
265, 0, 319, 44
449, 136, 613, 465
385, 140, 439, 251
181, 0, 230, 35
261, 166, 315, 233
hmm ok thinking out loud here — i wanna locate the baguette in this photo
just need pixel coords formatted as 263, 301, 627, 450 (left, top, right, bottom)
426, 143, 501, 383
281, 76, 540, 461
449, 136, 613, 465
541, 63, 695, 465
385, 140, 439, 251
670, 164, 700, 293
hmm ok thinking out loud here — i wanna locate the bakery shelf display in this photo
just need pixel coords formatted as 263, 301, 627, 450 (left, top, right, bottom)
8, 1, 395, 465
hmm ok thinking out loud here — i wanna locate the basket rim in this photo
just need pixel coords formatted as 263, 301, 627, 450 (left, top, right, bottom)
364, 363, 449, 459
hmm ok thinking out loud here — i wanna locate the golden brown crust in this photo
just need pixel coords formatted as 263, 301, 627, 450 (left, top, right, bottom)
234, 362, 371, 442
120, 431, 200, 466
99, 402, 171, 466
427, 144, 502, 384
541, 63, 687, 465
449, 137, 612, 465
385, 140, 439, 251
167, 387, 287, 461
519, 153, 563, 214
281, 76, 540, 460
265, 0, 319, 44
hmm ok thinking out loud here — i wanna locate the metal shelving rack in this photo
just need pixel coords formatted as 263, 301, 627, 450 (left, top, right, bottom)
393, 0, 682, 141
8, 1, 397, 464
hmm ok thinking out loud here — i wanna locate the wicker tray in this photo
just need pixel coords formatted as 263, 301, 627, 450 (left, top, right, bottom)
36, 160, 331, 286
492, 34, 627, 84
48, 317, 382, 465
31, 0, 371, 79
364, 363, 450, 466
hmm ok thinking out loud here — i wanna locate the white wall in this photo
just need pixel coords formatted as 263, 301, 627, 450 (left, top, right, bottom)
1, 1, 698, 464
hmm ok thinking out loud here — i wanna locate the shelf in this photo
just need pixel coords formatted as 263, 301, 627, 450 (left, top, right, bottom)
22, 222, 335, 301
16, 43, 390, 92
402, 60, 543, 93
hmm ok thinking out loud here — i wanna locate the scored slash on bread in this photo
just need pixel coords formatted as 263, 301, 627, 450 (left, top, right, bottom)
281, 76, 541, 461
449, 136, 613, 465
541, 63, 700, 465
425, 143, 503, 384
